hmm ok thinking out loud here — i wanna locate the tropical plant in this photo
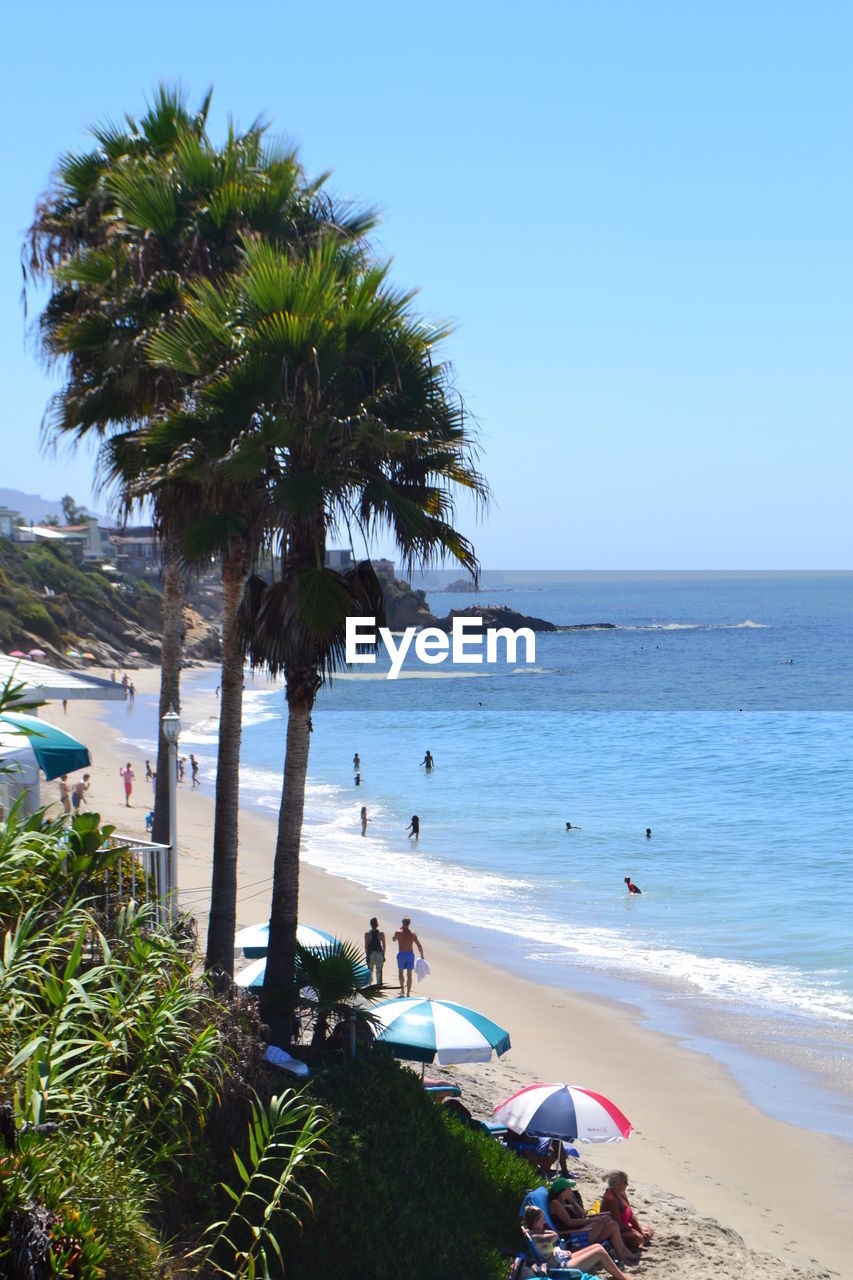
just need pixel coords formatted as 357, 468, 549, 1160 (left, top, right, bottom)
147, 234, 488, 1026
189, 1090, 327, 1279
26, 84, 376, 977
294, 939, 382, 1046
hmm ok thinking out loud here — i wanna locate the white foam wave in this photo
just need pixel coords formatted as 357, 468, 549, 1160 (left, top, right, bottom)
625, 620, 768, 632
334, 670, 491, 681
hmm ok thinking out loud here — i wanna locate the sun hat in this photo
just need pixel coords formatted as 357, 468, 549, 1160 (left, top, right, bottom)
549, 1176, 577, 1193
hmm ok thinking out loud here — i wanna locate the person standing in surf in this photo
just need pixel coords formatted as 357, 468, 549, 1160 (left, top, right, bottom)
406, 815, 420, 842
625, 876, 642, 895
420, 750, 435, 771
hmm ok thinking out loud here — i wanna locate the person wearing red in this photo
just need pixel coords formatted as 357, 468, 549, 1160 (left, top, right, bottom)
601, 1170, 653, 1252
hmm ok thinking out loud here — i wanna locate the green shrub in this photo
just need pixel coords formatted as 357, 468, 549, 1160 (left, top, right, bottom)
16, 600, 60, 645
278, 1050, 533, 1280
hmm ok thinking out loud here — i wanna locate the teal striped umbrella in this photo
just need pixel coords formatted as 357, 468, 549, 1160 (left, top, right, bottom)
372, 997, 511, 1065
0, 713, 90, 781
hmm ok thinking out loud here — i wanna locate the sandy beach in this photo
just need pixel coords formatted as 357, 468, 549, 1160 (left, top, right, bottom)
42, 668, 850, 1280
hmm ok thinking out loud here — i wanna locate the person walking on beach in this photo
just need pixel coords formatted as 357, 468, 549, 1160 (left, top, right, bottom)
59, 775, 71, 816
120, 762, 135, 807
71, 774, 90, 814
420, 750, 434, 771
145, 759, 153, 780
178, 756, 186, 783
406, 814, 420, 842
364, 917, 386, 985
624, 876, 642, 895
393, 916, 424, 997
360, 805, 369, 836
190, 755, 200, 788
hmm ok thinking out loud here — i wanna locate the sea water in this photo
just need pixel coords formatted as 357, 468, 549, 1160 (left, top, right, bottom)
128, 572, 853, 1140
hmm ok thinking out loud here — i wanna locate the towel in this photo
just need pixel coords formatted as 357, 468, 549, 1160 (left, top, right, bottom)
415, 956, 431, 982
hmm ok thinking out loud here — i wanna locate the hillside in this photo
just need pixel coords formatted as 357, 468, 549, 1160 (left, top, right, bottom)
0, 537, 219, 666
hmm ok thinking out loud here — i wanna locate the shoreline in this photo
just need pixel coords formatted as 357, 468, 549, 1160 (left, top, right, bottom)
42, 668, 852, 1277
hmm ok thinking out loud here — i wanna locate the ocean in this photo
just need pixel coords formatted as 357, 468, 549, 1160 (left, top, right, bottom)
123, 572, 853, 1141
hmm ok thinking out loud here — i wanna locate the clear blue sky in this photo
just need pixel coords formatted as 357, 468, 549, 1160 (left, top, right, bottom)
2, 1, 851, 567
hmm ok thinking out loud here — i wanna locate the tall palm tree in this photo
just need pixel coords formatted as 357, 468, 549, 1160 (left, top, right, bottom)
148, 235, 488, 1024
26, 85, 375, 974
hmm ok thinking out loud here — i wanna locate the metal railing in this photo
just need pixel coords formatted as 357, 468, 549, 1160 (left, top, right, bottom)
101, 834, 173, 927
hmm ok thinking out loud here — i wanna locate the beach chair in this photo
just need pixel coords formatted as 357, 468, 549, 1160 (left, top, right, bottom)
519, 1186, 559, 1233
519, 1228, 594, 1279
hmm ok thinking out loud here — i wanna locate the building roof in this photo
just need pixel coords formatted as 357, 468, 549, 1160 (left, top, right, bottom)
0, 655, 127, 704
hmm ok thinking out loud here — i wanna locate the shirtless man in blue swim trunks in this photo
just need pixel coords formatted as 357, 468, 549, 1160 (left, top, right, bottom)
392, 916, 425, 997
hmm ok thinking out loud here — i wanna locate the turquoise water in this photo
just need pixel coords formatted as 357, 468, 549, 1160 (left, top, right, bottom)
140, 572, 853, 1138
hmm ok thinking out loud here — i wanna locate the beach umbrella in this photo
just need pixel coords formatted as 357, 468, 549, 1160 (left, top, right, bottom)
371, 997, 511, 1065
82, 652, 96, 660
235, 921, 334, 959
66, 649, 80, 658
27, 649, 47, 658
128, 649, 139, 658
0, 713, 90, 781
8, 650, 26, 658
492, 1083, 632, 1143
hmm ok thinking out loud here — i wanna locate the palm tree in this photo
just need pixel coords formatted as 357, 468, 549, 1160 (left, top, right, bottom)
148, 235, 488, 1026
294, 939, 383, 1047
26, 85, 376, 975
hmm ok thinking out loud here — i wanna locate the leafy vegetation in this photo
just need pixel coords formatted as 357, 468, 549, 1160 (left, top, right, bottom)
0, 805, 327, 1279
283, 1050, 533, 1280
0, 536, 162, 658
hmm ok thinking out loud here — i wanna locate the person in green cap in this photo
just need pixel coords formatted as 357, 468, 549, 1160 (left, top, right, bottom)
548, 1177, 639, 1265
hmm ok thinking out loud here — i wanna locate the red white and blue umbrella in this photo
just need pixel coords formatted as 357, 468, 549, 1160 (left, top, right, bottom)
372, 996, 511, 1065
493, 1083, 632, 1143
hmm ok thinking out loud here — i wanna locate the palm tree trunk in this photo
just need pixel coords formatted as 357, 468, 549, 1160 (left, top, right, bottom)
205, 541, 248, 978
261, 685, 312, 1033
152, 556, 184, 850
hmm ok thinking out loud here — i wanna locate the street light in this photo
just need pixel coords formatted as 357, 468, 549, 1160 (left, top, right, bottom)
161, 706, 181, 921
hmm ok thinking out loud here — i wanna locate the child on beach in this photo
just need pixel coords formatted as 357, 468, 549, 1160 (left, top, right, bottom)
120, 763, 135, 807
521, 1206, 631, 1280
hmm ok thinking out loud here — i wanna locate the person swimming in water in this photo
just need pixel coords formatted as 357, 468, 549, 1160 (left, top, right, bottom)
566, 821, 582, 831
406, 815, 420, 842
420, 751, 434, 771
625, 877, 642, 895
354, 772, 361, 787
645, 827, 652, 839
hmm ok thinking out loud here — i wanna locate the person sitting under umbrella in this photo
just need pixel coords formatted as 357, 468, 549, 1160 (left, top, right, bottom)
601, 1170, 653, 1253
548, 1177, 639, 1265
507, 1129, 570, 1177
521, 1204, 633, 1280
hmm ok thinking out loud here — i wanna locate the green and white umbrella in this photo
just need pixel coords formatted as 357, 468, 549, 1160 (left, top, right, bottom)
235, 921, 334, 960
372, 997, 511, 1065
0, 713, 90, 781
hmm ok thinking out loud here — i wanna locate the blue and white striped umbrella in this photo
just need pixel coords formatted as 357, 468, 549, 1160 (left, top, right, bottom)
234, 921, 333, 960
372, 997, 511, 1065
234, 925, 369, 988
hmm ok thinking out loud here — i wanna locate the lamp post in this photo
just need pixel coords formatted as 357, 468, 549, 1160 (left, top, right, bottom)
161, 705, 181, 922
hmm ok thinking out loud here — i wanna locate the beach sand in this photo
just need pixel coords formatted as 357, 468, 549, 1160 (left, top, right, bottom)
41, 668, 850, 1279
